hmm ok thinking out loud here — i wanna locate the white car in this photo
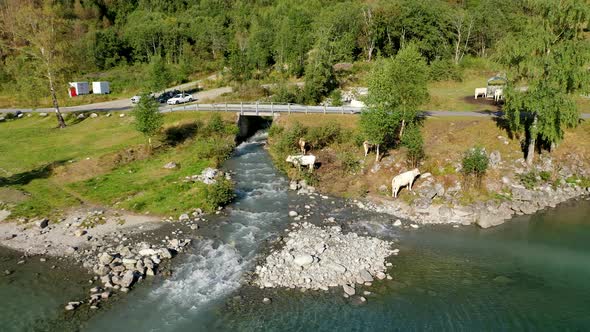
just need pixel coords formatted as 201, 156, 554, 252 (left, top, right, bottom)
166, 93, 194, 105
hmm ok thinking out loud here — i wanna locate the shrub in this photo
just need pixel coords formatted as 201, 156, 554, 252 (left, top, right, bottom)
518, 171, 539, 189
206, 113, 225, 134
305, 122, 342, 149
401, 124, 425, 167
429, 58, 463, 82
270, 84, 301, 104
539, 171, 551, 182
203, 177, 235, 210
330, 89, 343, 106
462, 146, 488, 187
338, 150, 361, 174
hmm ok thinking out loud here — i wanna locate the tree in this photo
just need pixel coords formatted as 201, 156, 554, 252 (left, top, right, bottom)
133, 93, 163, 151
0, 0, 71, 128
147, 56, 171, 92
364, 43, 429, 143
496, 0, 589, 165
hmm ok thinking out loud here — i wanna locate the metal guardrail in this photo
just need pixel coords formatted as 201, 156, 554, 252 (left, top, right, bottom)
162, 102, 363, 115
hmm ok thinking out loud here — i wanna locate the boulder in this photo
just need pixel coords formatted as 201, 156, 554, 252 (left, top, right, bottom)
359, 269, 373, 282
343, 284, 355, 296
288, 211, 298, 217
293, 254, 314, 266
94, 265, 110, 276
119, 114, 125, 118
163, 162, 177, 169
39, 112, 48, 117
489, 151, 501, 168
119, 270, 135, 288
179, 213, 190, 221
139, 248, 159, 256
262, 297, 272, 304
393, 219, 402, 227
90, 113, 98, 118
512, 187, 533, 201
77, 113, 85, 119
35, 218, 49, 229
98, 253, 114, 265
476, 212, 505, 229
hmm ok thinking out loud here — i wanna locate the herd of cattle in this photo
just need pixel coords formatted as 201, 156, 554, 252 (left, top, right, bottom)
285, 138, 421, 198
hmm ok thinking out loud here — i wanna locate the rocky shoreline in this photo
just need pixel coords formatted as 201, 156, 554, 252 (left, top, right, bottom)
0, 207, 209, 312
254, 222, 396, 301
360, 182, 589, 229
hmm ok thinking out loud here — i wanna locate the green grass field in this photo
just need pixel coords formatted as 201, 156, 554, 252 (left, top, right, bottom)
0, 112, 236, 219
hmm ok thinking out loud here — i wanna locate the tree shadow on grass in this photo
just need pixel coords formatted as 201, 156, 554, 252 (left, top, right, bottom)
0, 160, 68, 186
163, 121, 201, 146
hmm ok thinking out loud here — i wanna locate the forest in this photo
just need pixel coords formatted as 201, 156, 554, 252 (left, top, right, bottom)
0, 0, 588, 106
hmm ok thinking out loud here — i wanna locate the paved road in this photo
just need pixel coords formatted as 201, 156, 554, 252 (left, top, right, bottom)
2, 99, 589, 119
0, 83, 232, 114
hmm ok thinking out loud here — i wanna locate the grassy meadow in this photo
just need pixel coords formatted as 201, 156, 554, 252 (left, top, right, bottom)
0, 111, 237, 219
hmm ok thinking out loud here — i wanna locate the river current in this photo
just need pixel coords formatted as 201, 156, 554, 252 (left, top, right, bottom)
2, 132, 590, 331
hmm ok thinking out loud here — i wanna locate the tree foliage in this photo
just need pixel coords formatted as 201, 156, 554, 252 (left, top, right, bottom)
133, 93, 163, 149
496, 0, 589, 164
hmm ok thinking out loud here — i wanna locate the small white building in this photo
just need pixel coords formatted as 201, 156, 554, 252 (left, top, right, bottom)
68, 82, 90, 97
92, 81, 110, 94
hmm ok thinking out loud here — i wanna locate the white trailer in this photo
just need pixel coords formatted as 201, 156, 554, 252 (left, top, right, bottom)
92, 81, 110, 94
68, 82, 90, 97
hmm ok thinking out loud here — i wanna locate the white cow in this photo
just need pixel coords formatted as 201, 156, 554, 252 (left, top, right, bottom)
494, 88, 503, 102
391, 168, 420, 198
474, 88, 487, 99
286, 154, 316, 173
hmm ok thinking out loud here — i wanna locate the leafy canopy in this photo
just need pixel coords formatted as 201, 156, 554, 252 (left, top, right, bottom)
361, 43, 429, 145
133, 93, 163, 141
496, 0, 589, 156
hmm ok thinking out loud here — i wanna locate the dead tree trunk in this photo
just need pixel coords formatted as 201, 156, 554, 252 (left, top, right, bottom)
46, 64, 66, 128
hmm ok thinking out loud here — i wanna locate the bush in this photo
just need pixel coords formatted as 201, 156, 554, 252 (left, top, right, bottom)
518, 171, 540, 189
401, 124, 425, 167
305, 122, 342, 149
270, 84, 301, 104
203, 177, 235, 210
330, 89, 343, 106
338, 150, 360, 174
268, 122, 307, 170
429, 59, 463, 82
539, 171, 551, 182
206, 113, 225, 134
462, 146, 489, 187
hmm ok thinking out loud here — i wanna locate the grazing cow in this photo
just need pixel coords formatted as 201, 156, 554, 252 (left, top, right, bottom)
474, 88, 487, 99
494, 88, 503, 102
286, 154, 316, 173
363, 141, 374, 157
391, 168, 420, 198
298, 138, 308, 155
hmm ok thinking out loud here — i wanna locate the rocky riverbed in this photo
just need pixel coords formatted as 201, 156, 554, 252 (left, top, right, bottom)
254, 222, 395, 298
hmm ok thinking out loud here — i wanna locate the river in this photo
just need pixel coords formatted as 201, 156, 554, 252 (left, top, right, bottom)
2, 132, 590, 331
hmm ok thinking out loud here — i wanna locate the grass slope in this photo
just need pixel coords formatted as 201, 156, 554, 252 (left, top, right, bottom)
0, 112, 236, 218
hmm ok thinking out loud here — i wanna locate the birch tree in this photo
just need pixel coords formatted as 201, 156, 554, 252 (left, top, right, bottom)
496, 0, 589, 165
0, 0, 70, 128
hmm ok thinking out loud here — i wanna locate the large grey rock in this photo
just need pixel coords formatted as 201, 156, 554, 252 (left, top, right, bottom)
343, 284, 355, 296
90, 113, 98, 118
119, 270, 135, 288
359, 269, 373, 282
163, 162, 177, 169
293, 255, 314, 266
98, 253, 114, 265
512, 187, 533, 201
476, 212, 505, 229
39, 112, 48, 117
489, 151, 502, 168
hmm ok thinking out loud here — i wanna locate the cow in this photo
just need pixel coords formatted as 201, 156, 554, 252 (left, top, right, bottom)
298, 138, 308, 155
391, 168, 420, 198
363, 141, 380, 161
494, 88, 503, 102
474, 88, 487, 99
286, 154, 316, 173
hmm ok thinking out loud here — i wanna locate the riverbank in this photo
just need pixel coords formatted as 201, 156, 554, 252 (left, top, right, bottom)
267, 115, 590, 228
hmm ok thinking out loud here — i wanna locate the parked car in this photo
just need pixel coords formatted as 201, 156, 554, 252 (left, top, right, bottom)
131, 93, 155, 104
166, 93, 194, 105
157, 90, 180, 103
